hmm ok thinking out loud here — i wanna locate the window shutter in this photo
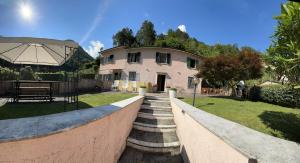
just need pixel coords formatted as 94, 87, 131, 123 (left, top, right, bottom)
196, 60, 199, 68
187, 57, 191, 68
136, 72, 140, 81
156, 52, 160, 63
137, 53, 141, 62
167, 53, 171, 64
127, 53, 130, 63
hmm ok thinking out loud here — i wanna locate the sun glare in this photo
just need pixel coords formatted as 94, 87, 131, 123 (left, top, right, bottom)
20, 3, 33, 21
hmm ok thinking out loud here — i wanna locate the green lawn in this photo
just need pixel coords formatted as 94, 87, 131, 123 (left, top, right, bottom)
182, 97, 300, 143
0, 92, 136, 120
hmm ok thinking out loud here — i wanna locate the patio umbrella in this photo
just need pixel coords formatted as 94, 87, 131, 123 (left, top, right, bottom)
0, 37, 79, 66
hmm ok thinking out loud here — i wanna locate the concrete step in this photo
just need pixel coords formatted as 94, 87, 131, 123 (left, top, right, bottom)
143, 100, 171, 107
135, 117, 176, 126
133, 124, 176, 132
119, 146, 183, 163
145, 96, 170, 101
141, 105, 172, 110
144, 99, 170, 103
133, 117, 176, 132
143, 99, 170, 103
141, 107, 172, 112
133, 122, 177, 129
128, 129, 180, 145
139, 109, 172, 114
126, 141, 181, 155
137, 113, 174, 119
138, 113, 174, 119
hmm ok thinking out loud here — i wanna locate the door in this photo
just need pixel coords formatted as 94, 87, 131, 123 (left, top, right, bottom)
157, 74, 166, 92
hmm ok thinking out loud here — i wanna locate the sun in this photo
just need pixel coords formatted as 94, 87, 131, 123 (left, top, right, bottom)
20, 3, 33, 21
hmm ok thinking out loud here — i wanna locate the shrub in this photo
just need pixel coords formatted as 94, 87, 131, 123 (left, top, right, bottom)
249, 85, 300, 108
140, 85, 146, 88
249, 86, 261, 101
36, 72, 65, 81
0, 66, 18, 80
20, 66, 35, 80
80, 73, 95, 79
170, 88, 177, 91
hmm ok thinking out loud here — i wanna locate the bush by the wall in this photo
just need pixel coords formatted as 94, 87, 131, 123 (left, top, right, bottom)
249, 85, 300, 108
249, 86, 261, 101
20, 66, 35, 80
80, 73, 95, 80
0, 66, 18, 80
36, 72, 65, 81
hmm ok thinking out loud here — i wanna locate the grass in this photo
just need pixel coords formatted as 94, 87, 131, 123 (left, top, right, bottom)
182, 96, 300, 143
0, 92, 136, 120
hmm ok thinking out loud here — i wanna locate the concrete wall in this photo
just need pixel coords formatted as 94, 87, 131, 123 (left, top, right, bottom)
171, 98, 300, 163
99, 47, 202, 94
0, 96, 144, 163
172, 99, 250, 163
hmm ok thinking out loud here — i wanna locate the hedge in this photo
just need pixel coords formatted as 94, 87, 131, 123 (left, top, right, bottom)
80, 73, 95, 79
249, 85, 300, 108
0, 66, 18, 80
36, 72, 65, 81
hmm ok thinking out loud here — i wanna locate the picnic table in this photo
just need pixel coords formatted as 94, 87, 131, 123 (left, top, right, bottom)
13, 80, 58, 102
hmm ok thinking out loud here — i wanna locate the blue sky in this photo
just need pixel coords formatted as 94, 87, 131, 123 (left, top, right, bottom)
0, 0, 286, 57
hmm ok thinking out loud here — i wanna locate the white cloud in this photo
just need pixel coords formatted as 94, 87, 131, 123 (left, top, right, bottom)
178, 24, 186, 32
84, 40, 104, 58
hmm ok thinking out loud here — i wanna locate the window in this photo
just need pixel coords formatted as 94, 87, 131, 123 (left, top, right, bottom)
113, 72, 121, 80
108, 55, 114, 62
100, 55, 114, 64
156, 52, 171, 64
187, 57, 199, 69
127, 52, 141, 63
129, 72, 136, 81
188, 77, 194, 88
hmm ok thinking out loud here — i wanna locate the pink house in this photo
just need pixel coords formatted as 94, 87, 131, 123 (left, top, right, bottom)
99, 46, 202, 94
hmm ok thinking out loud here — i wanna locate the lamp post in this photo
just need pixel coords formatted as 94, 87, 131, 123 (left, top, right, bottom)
192, 76, 200, 106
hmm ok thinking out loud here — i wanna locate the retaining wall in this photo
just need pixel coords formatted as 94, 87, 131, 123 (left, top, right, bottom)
171, 98, 300, 163
0, 96, 144, 163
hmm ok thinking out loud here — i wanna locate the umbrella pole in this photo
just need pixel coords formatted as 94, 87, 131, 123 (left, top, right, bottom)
76, 47, 79, 110
63, 46, 67, 112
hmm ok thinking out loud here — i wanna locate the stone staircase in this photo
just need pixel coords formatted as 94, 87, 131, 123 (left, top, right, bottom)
119, 95, 182, 163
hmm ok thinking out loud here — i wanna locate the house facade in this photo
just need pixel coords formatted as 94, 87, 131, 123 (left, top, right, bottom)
98, 46, 202, 94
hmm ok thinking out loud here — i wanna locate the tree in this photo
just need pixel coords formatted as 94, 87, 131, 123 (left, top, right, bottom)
111, 21, 259, 59
212, 44, 239, 56
198, 49, 263, 96
267, 2, 300, 85
113, 28, 135, 47
136, 20, 156, 46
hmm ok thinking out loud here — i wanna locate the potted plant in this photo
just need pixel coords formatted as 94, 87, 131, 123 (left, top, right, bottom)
139, 85, 146, 96
166, 86, 171, 93
169, 88, 177, 98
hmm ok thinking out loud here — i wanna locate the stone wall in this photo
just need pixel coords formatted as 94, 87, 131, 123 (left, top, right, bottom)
0, 96, 144, 163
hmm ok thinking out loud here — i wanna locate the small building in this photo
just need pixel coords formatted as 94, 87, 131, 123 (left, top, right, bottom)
98, 46, 202, 94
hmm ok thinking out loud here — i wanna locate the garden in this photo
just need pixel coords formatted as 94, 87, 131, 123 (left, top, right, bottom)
0, 92, 135, 120
183, 96, 300, 143
181, 2, 300, 143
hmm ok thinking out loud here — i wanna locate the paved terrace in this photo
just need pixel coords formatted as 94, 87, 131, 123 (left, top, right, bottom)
0, 94, 299, 163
